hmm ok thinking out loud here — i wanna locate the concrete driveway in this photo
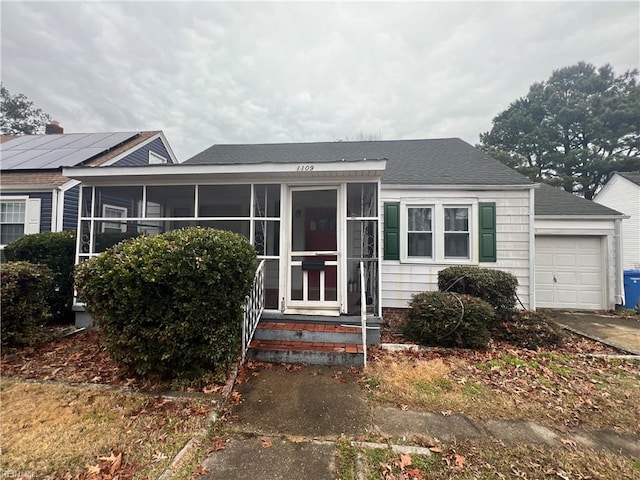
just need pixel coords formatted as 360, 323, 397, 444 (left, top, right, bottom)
545, 311, 640, 355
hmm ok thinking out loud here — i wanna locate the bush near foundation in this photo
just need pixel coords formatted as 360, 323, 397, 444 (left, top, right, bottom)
438, 266, 518, 320
4, 231, 76, 323
1, 261, 53, 348
404, 291, 495, 349
75, 227, 257, 379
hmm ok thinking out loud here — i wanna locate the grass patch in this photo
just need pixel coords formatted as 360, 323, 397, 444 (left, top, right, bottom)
0, 379, 214, 478
356, 440, 639, 479
365, 350, 640, 432
336, 438, 359, 480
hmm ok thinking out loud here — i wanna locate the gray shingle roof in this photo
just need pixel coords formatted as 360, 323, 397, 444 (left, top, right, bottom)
618, 171, 640, 186
186, 138, 533, 186
535, 183, 622, 216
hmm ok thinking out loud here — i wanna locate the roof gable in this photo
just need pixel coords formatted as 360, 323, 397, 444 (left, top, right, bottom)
186, 138, 533, 186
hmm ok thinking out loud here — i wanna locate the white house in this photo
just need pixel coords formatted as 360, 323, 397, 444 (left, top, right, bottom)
62, 138, 625, 325
594, 172, 640, 270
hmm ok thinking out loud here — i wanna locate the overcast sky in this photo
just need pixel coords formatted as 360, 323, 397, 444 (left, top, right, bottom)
1, 1, 638, 161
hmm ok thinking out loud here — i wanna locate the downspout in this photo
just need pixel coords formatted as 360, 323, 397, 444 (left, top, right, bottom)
614, 218, 624, 307
529, 186, 536, 311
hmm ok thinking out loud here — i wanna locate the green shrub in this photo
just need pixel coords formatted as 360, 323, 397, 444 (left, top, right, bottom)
438, 266, 518, 320
1, 261, 53, 348
75, 227, 257, 379
494, 311, 565, 350
4, 231, 76, 323
404, 291, 495, 349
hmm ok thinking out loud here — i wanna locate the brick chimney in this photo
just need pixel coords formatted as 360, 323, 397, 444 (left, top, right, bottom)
45, 121, 64, 134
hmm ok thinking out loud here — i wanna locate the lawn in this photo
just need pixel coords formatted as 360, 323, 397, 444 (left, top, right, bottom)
0, 379, 215, 479
0, 330, 226, 479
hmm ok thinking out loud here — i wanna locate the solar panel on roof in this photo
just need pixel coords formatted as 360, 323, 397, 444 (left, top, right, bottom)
0, 132, 139, 170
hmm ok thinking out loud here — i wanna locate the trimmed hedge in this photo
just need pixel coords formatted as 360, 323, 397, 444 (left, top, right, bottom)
4, 231, 76, 323
1, 261, 53, 348
404, 291, 496, 349
438, 266, 518, 320
75, 227, 257, 379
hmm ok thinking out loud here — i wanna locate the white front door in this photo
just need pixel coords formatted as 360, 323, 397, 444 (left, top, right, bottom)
286, 187, 340, 314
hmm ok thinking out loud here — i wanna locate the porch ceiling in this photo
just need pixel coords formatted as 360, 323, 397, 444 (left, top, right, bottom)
62, 159, 387, 185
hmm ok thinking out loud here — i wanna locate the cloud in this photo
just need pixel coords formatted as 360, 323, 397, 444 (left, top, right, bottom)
2, 1, 638, 160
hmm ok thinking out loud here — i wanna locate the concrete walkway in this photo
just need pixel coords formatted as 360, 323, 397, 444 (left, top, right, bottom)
546, 311, 640, 355
197, 365, 640, 479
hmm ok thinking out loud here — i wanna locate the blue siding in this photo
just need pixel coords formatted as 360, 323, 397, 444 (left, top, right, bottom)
63, 184, 80, 231
4, 191, 53, 232
114, 137, 174, 166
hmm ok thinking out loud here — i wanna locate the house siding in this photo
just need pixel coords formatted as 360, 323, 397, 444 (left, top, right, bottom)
594, 175, 640, 269
2, 191, 53, 233
380, 188, 532, 309
63, 184, 80, 231
113, 137, 173, 166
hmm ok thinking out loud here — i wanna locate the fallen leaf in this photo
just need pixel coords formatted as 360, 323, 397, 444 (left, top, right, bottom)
203, 384, 221, 394
396, 452, 412, 470
85, 464, 101, 475
262, 438, 273, 448
406, 468, 423, 480
441, 410, 453, 416
429, 446, 443, 453
560, 438, 576, 447
194, 465, 208, 475
455, 454, 465, 469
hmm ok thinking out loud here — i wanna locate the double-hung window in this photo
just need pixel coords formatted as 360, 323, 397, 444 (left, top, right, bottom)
444, 207, 469, 258
0, 200, 26, 246
399, 203, 473, 262
407, 207, 433, 258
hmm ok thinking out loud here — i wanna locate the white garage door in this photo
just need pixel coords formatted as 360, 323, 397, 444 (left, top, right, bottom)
535, 236, 604, 310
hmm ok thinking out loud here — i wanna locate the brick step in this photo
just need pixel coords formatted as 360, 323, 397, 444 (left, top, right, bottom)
247, 339, 364, 366
255, 321, 379, 345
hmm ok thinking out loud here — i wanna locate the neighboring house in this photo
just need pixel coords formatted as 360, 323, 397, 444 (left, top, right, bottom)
0, 125, 177, 257
61, 137, 626, 327
594, 172, 640, 270
534, 183, 625, 310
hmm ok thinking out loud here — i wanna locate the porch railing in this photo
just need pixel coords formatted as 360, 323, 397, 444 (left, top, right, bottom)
241, 259, 265, 364
360, 260, 367, 367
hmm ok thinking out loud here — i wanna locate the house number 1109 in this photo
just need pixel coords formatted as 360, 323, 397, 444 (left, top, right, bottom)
296, 165, 315, 171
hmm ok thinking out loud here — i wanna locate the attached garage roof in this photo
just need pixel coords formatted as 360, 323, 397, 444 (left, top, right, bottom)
186, 138, 534, 186
535, 183, 623, 217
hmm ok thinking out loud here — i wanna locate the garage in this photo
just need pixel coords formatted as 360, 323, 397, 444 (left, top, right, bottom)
535, 235, 604, 310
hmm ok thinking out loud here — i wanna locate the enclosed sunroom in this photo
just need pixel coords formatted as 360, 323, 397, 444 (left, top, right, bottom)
65, 160, 386, 323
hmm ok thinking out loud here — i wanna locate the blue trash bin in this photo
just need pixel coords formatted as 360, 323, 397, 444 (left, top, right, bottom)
623, 269, 640, 309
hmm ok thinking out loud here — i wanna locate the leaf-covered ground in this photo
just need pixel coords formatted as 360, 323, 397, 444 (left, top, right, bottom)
0, 329, 228, 394
368, 310, 640, 434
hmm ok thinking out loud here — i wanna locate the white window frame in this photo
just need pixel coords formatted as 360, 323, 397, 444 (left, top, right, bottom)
149, 151, 168, 164
443, 205, 471, 260
400, 200, 476, 264
406, 205, 434, 259
101, 204, 128, 233
0, 196, 39, 250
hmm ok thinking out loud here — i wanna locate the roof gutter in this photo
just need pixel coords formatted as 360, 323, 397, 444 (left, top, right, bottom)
382, 183, 537, 191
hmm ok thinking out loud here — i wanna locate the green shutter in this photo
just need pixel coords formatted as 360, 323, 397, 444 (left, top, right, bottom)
384, 202, 400, 260
478, 202, 496, 262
